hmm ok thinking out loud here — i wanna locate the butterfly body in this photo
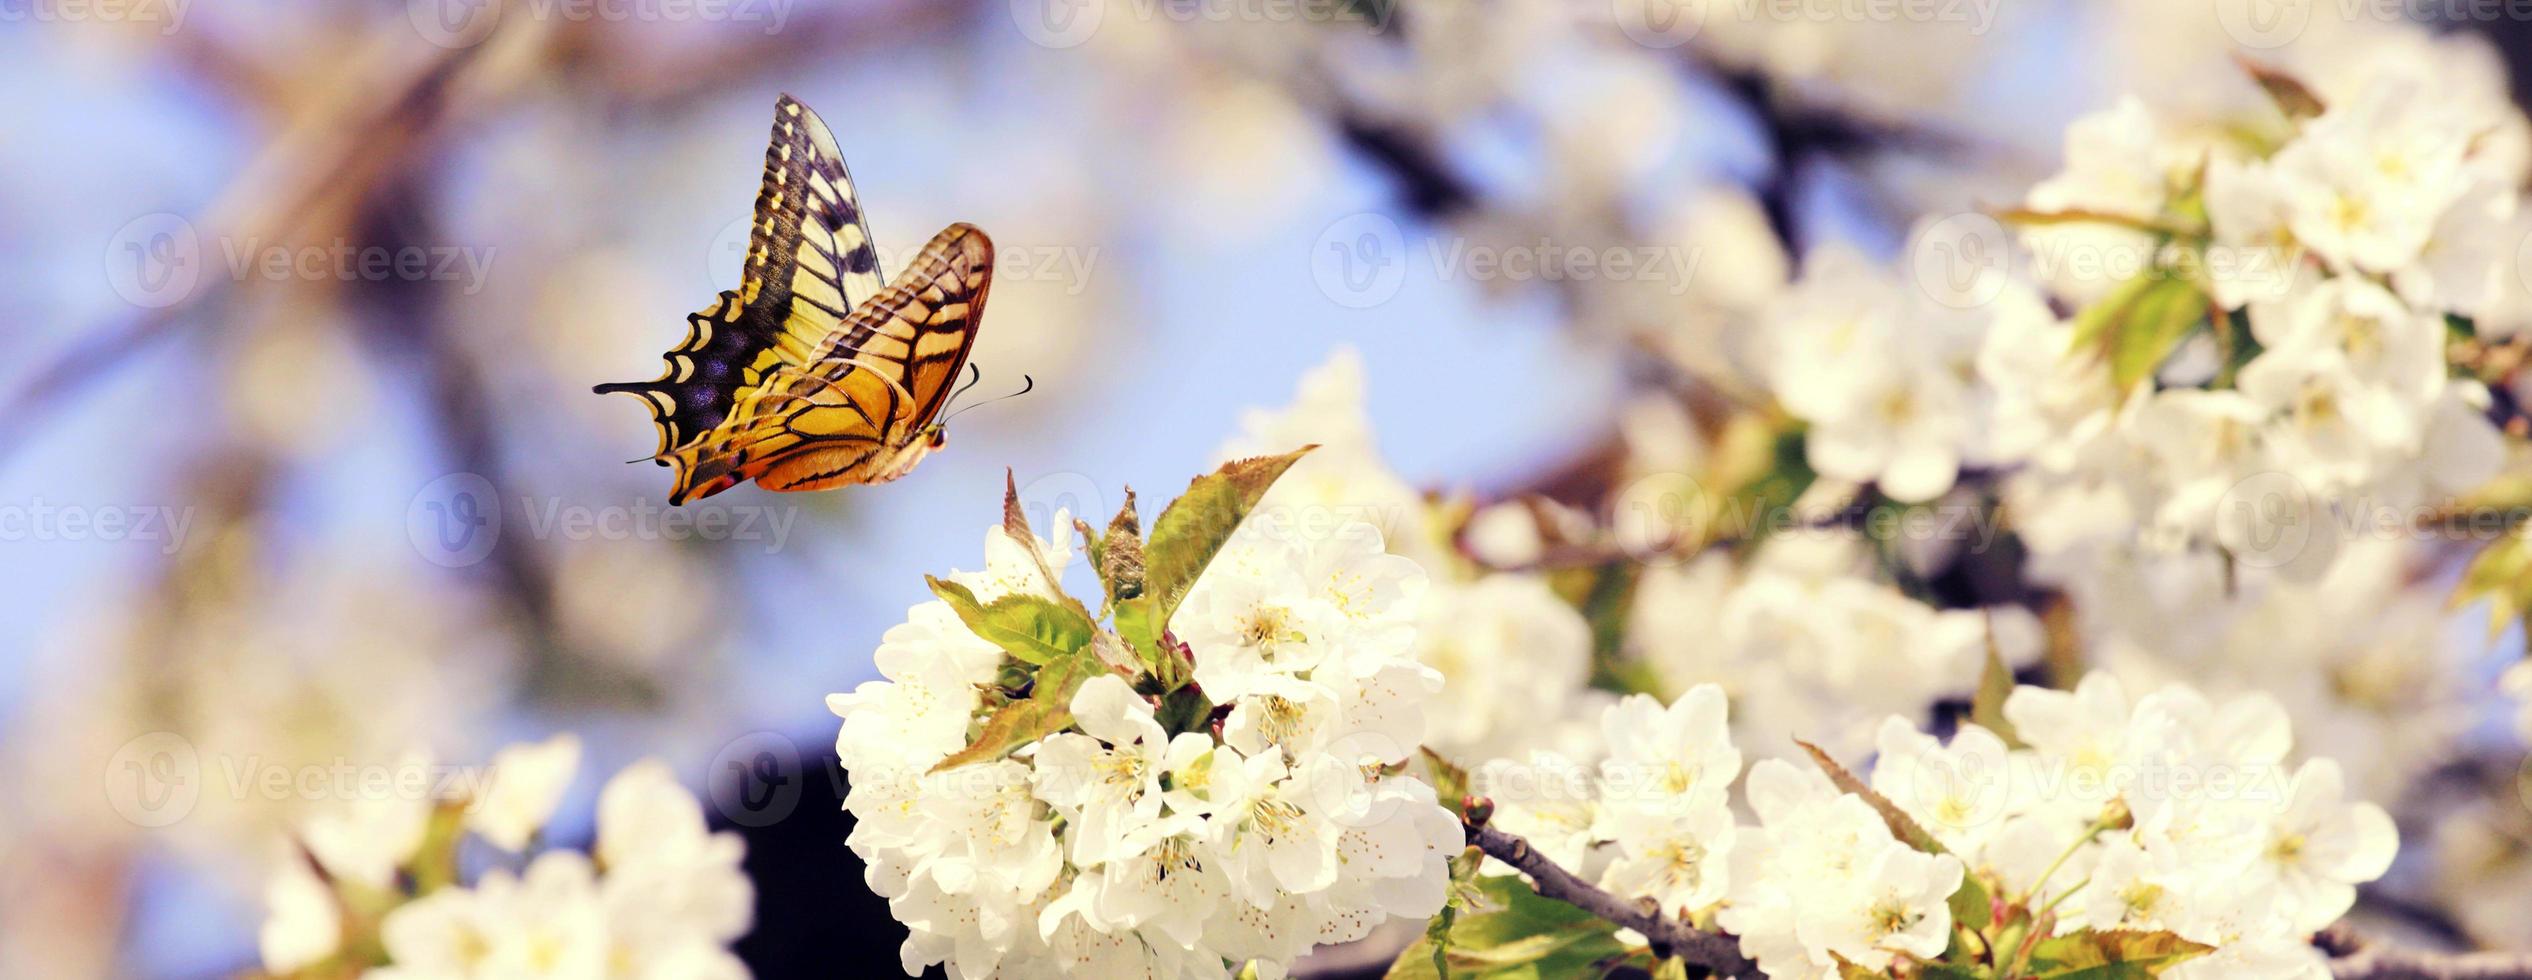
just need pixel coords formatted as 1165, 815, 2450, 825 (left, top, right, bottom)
597, 95, 992, 504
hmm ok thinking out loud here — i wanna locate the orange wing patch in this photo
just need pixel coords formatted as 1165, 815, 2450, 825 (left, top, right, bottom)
661, 223, 994, 503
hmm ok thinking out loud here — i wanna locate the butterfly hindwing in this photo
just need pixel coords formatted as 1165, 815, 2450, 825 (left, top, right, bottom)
595, 94, 885, 463
665, 222, 994, 503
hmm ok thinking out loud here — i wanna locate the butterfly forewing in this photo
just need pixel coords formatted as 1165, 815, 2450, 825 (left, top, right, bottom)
746, 94, 887, 340
594, 94, 887, 465
663, 222, 994, 503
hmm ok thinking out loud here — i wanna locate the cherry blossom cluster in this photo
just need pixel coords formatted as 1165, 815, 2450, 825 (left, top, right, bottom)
1626, 532, 2042, 762
830, 507, 1458, 978
1210, 350, 1612, 763
256, 736, 753, 979
1474, 673, 2396, 979
2004, 74, 2518, 581
1754, 236, 2063, 505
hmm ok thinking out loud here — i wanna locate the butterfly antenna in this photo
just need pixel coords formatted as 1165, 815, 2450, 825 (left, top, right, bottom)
943, 374, 1036, 424
942, 363, 985, 413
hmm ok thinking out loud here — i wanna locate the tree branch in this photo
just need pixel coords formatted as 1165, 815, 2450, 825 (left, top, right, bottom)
1468, 823, 2532, 980
2323, 926, 2532, 980
1463, 820, 1759, 978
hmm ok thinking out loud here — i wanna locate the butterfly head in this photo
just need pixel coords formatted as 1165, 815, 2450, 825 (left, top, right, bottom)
869, 427, 945, 484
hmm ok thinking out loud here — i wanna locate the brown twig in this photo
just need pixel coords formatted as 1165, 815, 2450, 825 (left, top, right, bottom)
1463, 820, 1759, 978
2322, 925, 2532, 980
1472, 823, 2532, 980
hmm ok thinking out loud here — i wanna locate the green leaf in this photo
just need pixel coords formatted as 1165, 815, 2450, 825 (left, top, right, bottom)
1796, 739, 1946, 855
930, 698, 1072, 772
2070, 276, 2209, 397
1112, 597, 1189, 688
1385, 877, 1627, 980
1734, 428, 1815, 550
1153, 684, 1213, 738
1993, 206, 2197, 238
1829, 954, 1882, 980
1425, 891, 1459, 980
2455, 530, 2532, 639
1651, 956, 1689, 980
1142, 446, 1317, 626
1973, 619, 2027, 752
1950, 871, 1995, 934
1029, 650, 1103, 710
2025, 929, 2214, 978
1421, 747, 1471, 817
927, 576, 1097, 666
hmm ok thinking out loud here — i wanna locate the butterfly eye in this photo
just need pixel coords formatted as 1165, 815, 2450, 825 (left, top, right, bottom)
928, 428, 949, 449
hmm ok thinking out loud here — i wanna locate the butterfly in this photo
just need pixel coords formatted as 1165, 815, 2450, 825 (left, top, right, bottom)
596, 94, 996, 505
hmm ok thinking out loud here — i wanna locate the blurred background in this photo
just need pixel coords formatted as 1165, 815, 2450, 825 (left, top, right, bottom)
6, 0, 2532, 976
